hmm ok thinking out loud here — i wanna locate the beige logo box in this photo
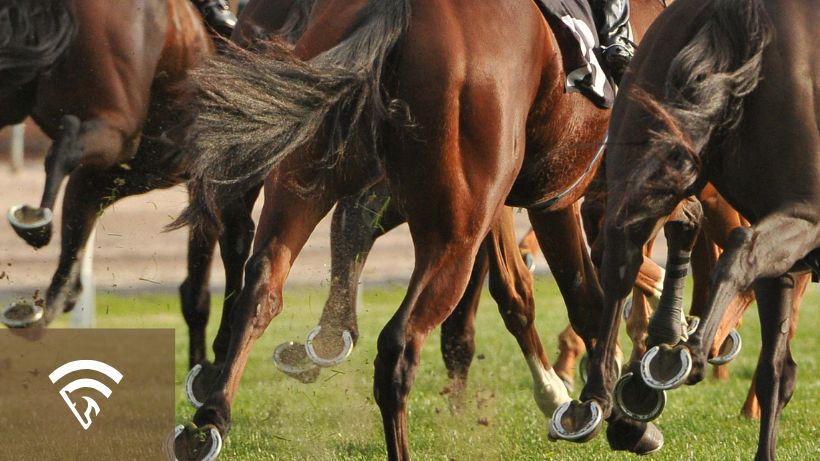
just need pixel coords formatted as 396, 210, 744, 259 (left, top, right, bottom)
0, 329, 174, 460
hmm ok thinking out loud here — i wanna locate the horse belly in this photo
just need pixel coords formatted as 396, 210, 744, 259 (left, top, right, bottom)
507, 95, 608, 209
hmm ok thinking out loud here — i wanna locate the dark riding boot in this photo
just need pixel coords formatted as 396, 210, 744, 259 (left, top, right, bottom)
595, 0, 634, 83
192, 0, 237, 39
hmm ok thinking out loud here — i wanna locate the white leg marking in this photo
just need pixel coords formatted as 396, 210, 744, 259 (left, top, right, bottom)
526, 356, 571, 417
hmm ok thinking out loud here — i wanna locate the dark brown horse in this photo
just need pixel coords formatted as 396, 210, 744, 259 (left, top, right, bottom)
171, 0, 671, 459
1, 0, 214, 335
1, 0, 267, 376
553, 0, 818, 459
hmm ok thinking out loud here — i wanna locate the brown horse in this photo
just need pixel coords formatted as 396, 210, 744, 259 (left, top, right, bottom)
1, 0, 215, 336
1, 0, 276, 375
171, 0, 669, 459
553, 0, 818, 459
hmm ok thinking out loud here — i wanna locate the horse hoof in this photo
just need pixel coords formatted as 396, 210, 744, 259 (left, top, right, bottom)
614, 372, 666, 422
606, 418, 665, 455
549, 400, 603, 442
709, 329, 742, 365
686, 316, 700, 337
167, 423, 222, 461
7, 204, 53, 249
305, 326, 354, 367
1, 300, 44, 328
185, 363, 220, 409
272, 341, 320, 383
640, 345, 692, 390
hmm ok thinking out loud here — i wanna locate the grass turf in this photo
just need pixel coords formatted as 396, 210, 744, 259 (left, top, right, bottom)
54, 277, 820, 460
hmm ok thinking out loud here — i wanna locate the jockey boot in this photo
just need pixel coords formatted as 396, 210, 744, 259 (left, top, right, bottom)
596, 0, 634, 83
192, 0, 237, 39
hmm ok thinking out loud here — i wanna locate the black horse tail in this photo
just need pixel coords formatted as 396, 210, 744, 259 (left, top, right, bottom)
0, 0, 78, 89
652, 0, 774, 157
173, 0, 412, 235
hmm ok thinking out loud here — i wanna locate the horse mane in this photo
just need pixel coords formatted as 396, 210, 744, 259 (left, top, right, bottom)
616, 0, 773, 227
0, 0, 78, 89
172, 0, 413, 235
646, 0, 773, 160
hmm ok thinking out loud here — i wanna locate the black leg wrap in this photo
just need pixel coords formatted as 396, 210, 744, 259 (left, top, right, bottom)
648, 251, 690, 346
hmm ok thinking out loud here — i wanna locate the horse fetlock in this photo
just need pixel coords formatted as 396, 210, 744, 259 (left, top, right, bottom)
193, 398, 232, 437
527, 357, 571, 416
6, 204, 54, 248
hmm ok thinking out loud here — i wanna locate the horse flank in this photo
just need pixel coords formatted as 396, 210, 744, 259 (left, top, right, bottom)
173, 0, 413, 235
623, 0, 774, 219
0, 0, 78, 89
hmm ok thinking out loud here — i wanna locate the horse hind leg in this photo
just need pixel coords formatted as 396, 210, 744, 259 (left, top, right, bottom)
180, 212, 218, 369
514, 227, 585, 390
742, 272, 807, 419
186, 185, 260, 408
374, 206, 502, 461
485, 208, 570, 417
305, 185, 405, 368
751, 275, 799, 461
440, 246, 485, 407
179, 175, 339, 454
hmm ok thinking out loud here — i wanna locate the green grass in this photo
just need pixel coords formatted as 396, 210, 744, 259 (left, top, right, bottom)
55, 278, 820, 460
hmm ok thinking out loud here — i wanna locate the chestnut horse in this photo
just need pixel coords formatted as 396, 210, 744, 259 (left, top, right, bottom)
553, 0, 818, 459
171, 0, 668, 459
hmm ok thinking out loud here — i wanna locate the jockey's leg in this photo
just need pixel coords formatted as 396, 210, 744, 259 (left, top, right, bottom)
592, 0, 633, 82
191, 0, 237, 38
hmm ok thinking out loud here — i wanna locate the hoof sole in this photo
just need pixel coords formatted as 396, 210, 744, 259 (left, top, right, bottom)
549, 400, 603, 442
8, 205, 53, 248
272, 341, 320, 383
1, 300, 44, 328
640, 345, 691, 390
305, 326, 354, 367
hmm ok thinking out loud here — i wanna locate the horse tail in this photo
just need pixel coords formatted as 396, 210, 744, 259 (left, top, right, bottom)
173, 0, 412, 235
652, 0, 774, 155
0, 0, 78, 89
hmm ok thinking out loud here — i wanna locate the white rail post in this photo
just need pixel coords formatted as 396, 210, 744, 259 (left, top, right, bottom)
71, 228, 96, 327
10, 123, 25, 173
